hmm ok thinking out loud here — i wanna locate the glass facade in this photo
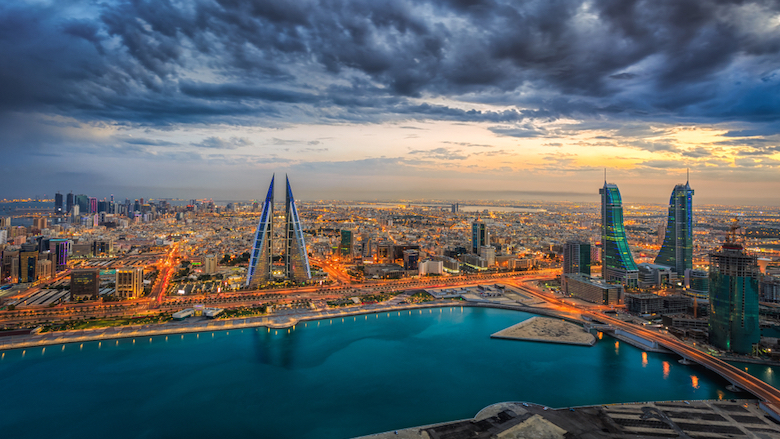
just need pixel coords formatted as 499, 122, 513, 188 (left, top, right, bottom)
655, 183, 693, 273
471, 221, 488, 254
247, 175, 312, 287
285, 176, 311, 281
246, 175, 275, 288
600, 183, 638, 287
339, 230, 353, 258
708, 244, 760, 354
563, 241, 591, 276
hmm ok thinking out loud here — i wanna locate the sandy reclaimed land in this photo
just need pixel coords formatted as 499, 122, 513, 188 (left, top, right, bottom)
491, 316, 595, 346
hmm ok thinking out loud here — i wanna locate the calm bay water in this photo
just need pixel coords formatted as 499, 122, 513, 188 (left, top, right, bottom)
0, 308, 736, 439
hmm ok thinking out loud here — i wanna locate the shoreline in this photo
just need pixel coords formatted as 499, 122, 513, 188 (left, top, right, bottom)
0, 300, 547, 352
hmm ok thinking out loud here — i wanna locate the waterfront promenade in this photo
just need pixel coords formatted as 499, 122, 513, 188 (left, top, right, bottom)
0, 300, 532, 351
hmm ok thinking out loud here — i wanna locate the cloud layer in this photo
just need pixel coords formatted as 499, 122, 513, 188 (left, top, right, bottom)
1, 0, 779, 203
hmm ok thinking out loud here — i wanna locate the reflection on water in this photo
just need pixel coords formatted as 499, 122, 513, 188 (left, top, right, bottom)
597, 332, 603, 340
717, 390, 724, 400
691, 375, 699, 389
614, 341, 619, 355
0, 308, 741, 439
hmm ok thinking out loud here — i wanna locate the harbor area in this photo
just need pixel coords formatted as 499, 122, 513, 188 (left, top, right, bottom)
491, 316, 596, 346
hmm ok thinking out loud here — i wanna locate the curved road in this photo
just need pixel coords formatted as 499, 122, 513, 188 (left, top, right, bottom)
512, 279, 780, 413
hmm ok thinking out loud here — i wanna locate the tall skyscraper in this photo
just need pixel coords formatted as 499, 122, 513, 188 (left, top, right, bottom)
284, 176, 311, 281
55, 192, 63, 215
709, 221, 760, 354
600, 181, 638, 287
471, 220, 489, 254
655, 180, 694, 273
246, 176, 275, 288
66, 192, 74, 214
246, 175, 312, 288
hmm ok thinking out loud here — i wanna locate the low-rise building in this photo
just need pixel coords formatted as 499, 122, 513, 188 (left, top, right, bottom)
418, 260, 443, 276
625, 293, 662, 314
564, 273, 623, 305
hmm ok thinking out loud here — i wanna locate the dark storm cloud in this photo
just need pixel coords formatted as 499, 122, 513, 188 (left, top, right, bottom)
1, 0, 780, 128
488, 125, 547, 138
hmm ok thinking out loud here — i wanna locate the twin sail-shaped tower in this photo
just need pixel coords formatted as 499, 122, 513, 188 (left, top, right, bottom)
246, 175, 311, 288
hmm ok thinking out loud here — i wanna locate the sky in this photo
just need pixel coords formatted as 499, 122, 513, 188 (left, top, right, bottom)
1, 0, 780, 205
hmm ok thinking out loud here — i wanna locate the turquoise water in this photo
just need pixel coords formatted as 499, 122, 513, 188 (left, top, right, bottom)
0, 307, 737, 439
729, 361, 780, 389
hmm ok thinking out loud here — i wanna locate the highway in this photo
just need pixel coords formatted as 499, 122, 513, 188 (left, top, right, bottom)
511, 279, 780, 413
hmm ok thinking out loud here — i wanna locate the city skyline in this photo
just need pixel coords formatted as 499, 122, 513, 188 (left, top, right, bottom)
1, 1, 780, 205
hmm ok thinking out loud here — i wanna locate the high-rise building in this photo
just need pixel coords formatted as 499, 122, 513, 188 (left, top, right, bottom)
55, 192, 63, 215
246, 175, 312, 287
563, 241, 591, 277
66, 192, 74, 214
655, 181, 694, 273
89, 197, 98, 214
75, 194, 89, 214
49, 239, 71, 272
284, 176, 311, 282
0, 217, 10, 228
708, 221, 760, 354
37, 259, 52, 281
563, 240, 591, 293
339, 229, 353, 259
246, 176, 276, 288
71, 269, 100, 301
33, 218, 47, 230
203, 254, 218, 275
361, 233, 373, 257
656, 223, 665, 246
97, 200, 109, 213
19, 252, 38, 283
600, 181, 638, 287
116, 267, 144, 299
471, 220, 489, 254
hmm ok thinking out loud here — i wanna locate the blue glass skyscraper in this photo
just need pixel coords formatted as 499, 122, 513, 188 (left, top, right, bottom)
285, 176, 311, 281
246, 175, 275, 288
655, 180, 694, 273
600, 181, 638, 287
246, 175, 311, 288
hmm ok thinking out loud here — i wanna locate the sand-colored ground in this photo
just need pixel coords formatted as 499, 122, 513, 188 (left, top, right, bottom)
491, 316, 595, 346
